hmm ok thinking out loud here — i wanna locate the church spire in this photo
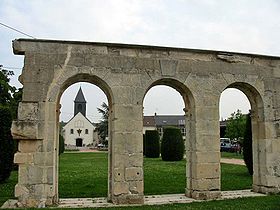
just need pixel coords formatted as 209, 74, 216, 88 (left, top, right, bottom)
74, 87, 87, 117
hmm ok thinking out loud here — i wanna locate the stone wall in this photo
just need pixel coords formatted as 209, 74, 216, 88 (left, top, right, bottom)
11, 39, 280, 207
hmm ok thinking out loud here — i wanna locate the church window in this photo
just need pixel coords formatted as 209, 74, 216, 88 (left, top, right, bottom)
70, 129, 73, 134
85, 129, 88, 134
75, 120, 84, 128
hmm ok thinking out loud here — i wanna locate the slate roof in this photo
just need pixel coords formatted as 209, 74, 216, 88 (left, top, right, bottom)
143, 115, 228, 127
74, 87, 86, 103
154, 115, 185, 126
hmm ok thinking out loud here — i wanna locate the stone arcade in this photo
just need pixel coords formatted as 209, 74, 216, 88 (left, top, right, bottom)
11, 39, 280, 207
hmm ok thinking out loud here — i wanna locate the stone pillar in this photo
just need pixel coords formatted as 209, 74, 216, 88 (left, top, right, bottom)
109, 103, 144, 204
186, 95, 221, 200
252, 110, 280, 194
12, 102, 57, 207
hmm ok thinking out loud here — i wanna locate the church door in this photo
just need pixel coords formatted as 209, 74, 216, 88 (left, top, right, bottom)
76, 138, 83, 147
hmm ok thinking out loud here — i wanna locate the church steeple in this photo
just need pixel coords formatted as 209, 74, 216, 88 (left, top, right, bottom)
74, 87, 87, 117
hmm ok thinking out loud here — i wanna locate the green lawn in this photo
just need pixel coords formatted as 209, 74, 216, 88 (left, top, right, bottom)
59, 152, 108, 198
1, 152, 278, 209
221, 152, 243, 159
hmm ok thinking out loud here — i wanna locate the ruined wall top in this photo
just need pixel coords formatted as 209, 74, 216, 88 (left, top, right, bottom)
13, 38, 280, 66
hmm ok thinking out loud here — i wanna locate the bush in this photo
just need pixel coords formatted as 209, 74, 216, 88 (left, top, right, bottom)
0, 106, 14, 183
143, 134, 146, 155
59, 134, 65, 155
161, 127, 184, 161
243, 112, 253, 175
145, 130, 160, 158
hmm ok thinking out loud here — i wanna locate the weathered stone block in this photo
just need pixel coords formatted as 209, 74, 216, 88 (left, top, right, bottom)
190, 190, 221, 200
26, 166, 44, 184
33, 152, 54, 166
114, 168, 125, 182
189, 151, 220, 163
15, 184, 29, 197
113, 132, 143, 154
129, 181, 143, 194
160, 59, 177, 76
191, 178, 220, 191
192, 163, 220, 179
19, 140, 43, 153
113, 182, 129, 195
11, 120, 43, 140
17, 102, 39, 121
14, 152, 33, 164
125, 167, 143, 181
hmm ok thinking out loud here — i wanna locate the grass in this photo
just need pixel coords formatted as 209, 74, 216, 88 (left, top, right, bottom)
0, 171, 17, 206
221, 152, 243, 159
1, 152, 278, 209
59, 152, 108, 198
144, 157, 186, 194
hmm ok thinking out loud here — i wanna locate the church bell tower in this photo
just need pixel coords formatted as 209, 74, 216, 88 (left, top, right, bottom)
74, 87, 87, 117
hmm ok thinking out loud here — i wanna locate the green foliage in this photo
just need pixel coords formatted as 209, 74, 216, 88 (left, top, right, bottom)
225, 109, 246, 142
0, 107, 14, 183
145, 130, 160, 158
95, 102, 109, 145
143, 134, 146, 155
59, 134, 65, 155
243, 113, 253, 175
0, 66, 22, 119
161, 127, 184, 161
0, 66, 15, 106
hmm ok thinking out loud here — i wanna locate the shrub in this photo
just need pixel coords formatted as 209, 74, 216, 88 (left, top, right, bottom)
145, 130, 160, 158
143, 134, 146, 155
243, 112, 253, 175
161, 127, 184, 161
59, 134, 65, 155
0, 106, 14, 183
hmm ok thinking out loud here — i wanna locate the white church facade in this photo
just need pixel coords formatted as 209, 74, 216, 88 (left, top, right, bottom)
63, 87, 98, 147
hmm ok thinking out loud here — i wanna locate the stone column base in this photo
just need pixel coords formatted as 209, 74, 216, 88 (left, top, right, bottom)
111, 194, 144, 204
253, 184, 280, 194
186, 189, 221, 200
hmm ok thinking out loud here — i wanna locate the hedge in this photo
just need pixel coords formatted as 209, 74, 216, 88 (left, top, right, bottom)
145, 130, 160, 158
161, 127, 184, 161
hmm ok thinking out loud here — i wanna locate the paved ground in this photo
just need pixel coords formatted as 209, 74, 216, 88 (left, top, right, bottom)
220, 158, 245, 165
55, 190, 266, 208
2, 190, 265, 209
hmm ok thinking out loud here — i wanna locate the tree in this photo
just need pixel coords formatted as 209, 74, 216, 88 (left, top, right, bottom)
59, 134, 65, 155
0, 65, 22, 119
0, 106, 14, 183
145, 130, 160, 158
0, 65, 15, 107
225, 109, 246, 142
0, 66, 22, 174
143, 134, 146, 155
161, 127, 184, 161
243, 112, 253, 175
95, 102, 109, 146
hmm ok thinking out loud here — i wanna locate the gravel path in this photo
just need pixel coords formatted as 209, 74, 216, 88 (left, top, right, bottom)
221, 158, 245, 165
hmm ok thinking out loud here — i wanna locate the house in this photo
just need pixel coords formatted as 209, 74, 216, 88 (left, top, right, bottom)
143, 114, 186, 138
143, 114, 227, 138
63, 87, 98, 147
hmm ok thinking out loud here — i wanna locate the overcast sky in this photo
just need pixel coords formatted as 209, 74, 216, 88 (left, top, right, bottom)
1, 0, 279, 122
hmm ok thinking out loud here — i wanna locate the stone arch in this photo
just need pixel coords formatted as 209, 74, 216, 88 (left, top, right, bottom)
46, 73, 114, 202
142, 78, 197, 197
219, 82, 265, 192
11, 39, 280, 207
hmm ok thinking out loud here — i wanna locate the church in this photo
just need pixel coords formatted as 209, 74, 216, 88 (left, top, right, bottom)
63, 87, 98, 147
